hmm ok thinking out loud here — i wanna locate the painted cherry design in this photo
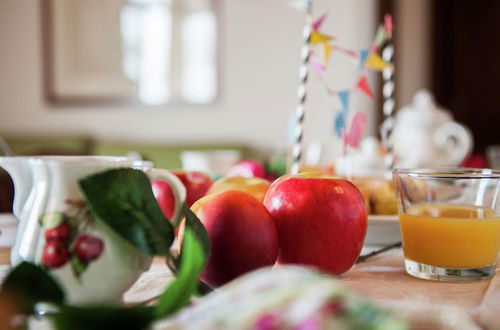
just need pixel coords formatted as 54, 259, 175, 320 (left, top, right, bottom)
42, 241, 70, 269
74, 235, 104, 263
45, 221, 71, 243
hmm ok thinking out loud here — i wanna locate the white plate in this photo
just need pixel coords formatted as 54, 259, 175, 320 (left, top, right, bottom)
365, 214, 400, 246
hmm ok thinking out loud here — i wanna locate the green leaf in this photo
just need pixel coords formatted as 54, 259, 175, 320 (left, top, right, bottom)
1, 262, 65, 312
182, 204, 210, 268
167, 205, 212, 295
79, 168, 174, 257
40, 212, 65, 229
70, 255, 87, 280
51, 305, 154, 330
154, 229, 205, 319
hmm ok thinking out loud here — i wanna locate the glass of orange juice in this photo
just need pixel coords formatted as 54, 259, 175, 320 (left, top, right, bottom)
393, 169, 500, 282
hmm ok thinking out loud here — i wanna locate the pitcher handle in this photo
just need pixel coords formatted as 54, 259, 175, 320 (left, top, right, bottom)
146, 169, 186, 224
434, 122, 473, 166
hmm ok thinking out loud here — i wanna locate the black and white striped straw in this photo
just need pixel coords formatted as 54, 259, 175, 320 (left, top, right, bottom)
290, 0, 313, 175
381, 42, 395, 169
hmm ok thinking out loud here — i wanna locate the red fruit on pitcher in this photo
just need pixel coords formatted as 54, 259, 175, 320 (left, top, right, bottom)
45, 221, 71, 243
42, 241, 70, 269
74, 235, 104, 263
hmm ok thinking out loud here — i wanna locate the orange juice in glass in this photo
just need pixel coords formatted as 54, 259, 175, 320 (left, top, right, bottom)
393, 169, 500, 282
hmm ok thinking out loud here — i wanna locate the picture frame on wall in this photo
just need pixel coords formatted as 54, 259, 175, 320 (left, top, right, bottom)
42, 0, 219, 106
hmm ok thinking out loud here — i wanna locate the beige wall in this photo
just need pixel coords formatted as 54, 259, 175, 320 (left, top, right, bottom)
0, 0, 380, 158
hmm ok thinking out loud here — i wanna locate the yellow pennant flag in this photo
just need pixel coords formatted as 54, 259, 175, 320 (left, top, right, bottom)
310, 31, 334, 44
366, 52, 392, 71
323, 43, 332, 65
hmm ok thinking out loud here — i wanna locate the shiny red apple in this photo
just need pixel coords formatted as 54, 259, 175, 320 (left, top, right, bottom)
189, 190, 279, 287
227, 160, 267, 179
152, 171, 213, 221
173, 171, 213, 206
263, 174, 367, 275
152, 180, 176, 220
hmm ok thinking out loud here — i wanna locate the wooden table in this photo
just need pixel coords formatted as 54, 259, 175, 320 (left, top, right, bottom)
1, 247, 499, 329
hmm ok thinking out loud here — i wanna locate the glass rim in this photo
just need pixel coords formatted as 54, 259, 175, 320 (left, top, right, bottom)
393, 168, 500, 179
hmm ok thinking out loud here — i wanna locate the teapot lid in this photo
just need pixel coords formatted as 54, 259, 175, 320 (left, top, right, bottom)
397, 89, 452, 124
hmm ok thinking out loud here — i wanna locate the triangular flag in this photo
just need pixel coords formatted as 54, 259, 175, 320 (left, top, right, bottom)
344, 112, 367, 148
310, 31, 334, 44
358, 49, 370, 67
334, 110, 346, 138
366, 52, 392, 71
329, 91, 343, 108
374, 25, 385, 46
323, 43, 332, 65
311, 55, 326, 73
356, 76, 374, 99
312, 13, 328, 31
337, 90, 350, 111
384, 14, 393, 39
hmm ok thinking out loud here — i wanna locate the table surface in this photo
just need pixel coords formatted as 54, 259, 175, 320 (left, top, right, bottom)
1, 247, 498, 328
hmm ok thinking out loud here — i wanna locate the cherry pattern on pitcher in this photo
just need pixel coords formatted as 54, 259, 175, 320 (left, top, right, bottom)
40, 200, 105, 278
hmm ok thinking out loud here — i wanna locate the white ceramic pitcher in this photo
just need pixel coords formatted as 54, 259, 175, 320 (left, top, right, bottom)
382, 90, 473, 168
0, 156, 186, 304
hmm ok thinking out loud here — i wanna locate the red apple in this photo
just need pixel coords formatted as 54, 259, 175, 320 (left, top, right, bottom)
172, 171, 213, 207
263, 174, 367, 275
152, 180, 176, 220
207, 177, 271, 202
227, 160, 267, 179
42, 241, 70, 269
190, 190, 279, 287
152, 171, 213, 221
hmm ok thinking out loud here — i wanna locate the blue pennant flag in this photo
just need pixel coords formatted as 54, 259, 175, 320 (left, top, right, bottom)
334, 110, 346, 138
337, 90, 350, 111
359, 49, 370, 68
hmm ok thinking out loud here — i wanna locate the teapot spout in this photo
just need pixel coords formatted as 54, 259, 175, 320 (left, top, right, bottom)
0, 157, 33, 217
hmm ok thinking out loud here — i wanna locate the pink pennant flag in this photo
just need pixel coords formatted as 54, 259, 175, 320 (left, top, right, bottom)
312, 13, 328, 31
344, 112, 367, 148
384, 14, 393, 38
311, 55, 326, 73
356, 76, 374, 99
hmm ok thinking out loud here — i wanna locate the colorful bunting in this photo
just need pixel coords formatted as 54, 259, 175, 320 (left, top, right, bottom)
305, 12, 392, 147
322, 43, 332, 65
365, 52, 391, 71
384, 14, 393, 39
356, 76, 374, 99
370, 24, 385, 52
310, 31, 334, 44
337, 90, 350, 111
312, 13, 328, 31
358, 49, 370, 68
344, 112, 367, 148
311, 55, 326, 73
334, 110, 346, 138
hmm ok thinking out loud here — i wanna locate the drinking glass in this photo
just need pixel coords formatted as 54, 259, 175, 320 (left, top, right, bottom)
393, 169, 500, 282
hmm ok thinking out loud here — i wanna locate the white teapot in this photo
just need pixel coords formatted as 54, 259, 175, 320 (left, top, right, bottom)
385, 90, 473, 168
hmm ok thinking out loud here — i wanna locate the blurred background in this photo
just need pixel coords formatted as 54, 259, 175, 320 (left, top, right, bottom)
0, 0, 499, 211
